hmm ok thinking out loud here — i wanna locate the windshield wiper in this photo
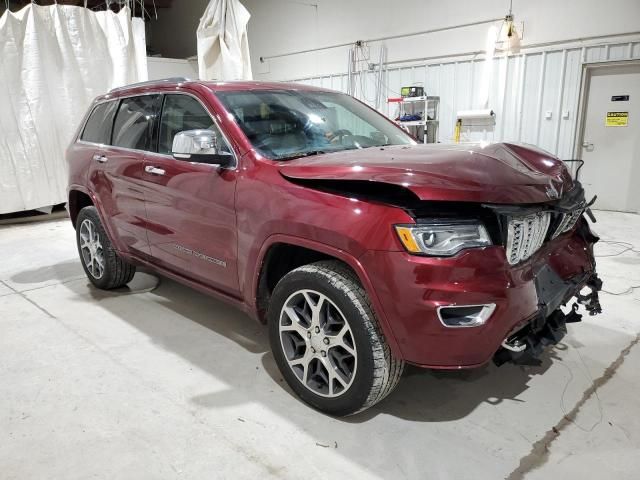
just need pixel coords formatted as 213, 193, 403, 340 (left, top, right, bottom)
277, 150, 327, 161
276, 145, 364, 161
299, 150, 327, 157
358, 143, 392, 150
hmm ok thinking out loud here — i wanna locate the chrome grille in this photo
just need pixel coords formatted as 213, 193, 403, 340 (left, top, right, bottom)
506, 212, 551, 265
552, 210, 582, 239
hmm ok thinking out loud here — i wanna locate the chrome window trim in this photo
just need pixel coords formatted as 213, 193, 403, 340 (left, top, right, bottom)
75, 90, 238, 170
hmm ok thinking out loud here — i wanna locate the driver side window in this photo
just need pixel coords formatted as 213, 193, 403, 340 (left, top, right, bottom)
158, 94, 232, 158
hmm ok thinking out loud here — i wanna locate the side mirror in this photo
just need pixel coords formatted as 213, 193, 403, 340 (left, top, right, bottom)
172, 129, 233, 167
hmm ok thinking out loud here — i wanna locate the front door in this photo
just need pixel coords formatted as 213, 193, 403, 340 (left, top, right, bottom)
142, 93, 240, 296
579, 62, 640, 212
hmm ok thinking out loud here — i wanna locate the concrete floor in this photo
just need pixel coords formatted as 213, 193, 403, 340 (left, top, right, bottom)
1, 211, 639, 480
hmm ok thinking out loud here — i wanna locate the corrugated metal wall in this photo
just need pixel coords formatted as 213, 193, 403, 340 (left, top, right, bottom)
291, 40, 640, 160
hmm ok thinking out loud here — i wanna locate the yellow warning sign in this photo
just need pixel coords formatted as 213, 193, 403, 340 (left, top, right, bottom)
606, 111, 629, 127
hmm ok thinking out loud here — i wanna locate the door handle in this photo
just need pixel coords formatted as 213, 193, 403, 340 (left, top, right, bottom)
92, 154, 108, 163
145, 166, 166, 176
582, 142, 594, 151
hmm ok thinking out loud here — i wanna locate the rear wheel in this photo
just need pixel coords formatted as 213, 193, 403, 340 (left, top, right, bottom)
76, 206, 135, 289
268, 260, 404, 416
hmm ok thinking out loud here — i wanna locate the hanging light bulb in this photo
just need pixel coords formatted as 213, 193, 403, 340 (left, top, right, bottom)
503, 13, 521, 54
497, 0, 521, 55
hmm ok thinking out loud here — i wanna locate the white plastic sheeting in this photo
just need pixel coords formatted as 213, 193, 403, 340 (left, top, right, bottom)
197, 0, 252, 81
0, 4, 147, 214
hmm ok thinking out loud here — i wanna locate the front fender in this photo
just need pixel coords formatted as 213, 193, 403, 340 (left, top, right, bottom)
248, 233, 403, 359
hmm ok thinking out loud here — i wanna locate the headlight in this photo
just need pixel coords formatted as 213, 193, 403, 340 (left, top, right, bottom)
395, 223, 492, 256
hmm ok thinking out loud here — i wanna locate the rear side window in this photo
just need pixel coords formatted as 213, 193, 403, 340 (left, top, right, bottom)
81, 101, 117, 144
112, 95, 161, 151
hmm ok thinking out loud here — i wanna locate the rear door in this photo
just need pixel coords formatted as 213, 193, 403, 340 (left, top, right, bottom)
141, 93, 240, 295
87, 94, 162, 256
83, 99, 146, 255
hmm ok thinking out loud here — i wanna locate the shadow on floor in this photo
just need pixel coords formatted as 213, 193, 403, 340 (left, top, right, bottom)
10, 260, 85, 286
259, 345, 559, 423
57, 266, 558, 424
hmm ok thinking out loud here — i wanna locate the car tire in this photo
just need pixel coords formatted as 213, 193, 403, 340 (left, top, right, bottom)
268, 260, 404, 416
75, 206, 136, 290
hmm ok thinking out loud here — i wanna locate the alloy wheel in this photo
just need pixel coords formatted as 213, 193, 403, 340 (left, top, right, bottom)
279, 289, 357, 397
79, 218, 105, 279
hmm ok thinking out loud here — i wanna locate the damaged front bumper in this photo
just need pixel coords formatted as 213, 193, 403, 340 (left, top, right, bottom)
491, 191, 604, 366
360, 208, 603, 368
494, 270, 603, 366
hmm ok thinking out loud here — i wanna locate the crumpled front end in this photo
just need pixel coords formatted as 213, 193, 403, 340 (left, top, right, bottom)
493, 258, 602, 366
486, 181, 603, 366
361, 182, 603, 368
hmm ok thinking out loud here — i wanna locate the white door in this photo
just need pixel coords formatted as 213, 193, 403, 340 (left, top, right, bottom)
579, 63, 640, 213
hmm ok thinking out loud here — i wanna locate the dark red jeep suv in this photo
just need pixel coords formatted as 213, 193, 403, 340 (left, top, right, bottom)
67, 78, 602, 415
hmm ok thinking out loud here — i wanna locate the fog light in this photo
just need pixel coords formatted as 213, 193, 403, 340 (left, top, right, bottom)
437, 304, 496, 328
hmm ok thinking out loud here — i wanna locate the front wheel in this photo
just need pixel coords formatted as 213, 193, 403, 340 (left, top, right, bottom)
75, 206, 136, 289
268, 260, 404, 416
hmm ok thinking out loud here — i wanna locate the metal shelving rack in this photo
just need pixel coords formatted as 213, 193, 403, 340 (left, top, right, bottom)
390, 96, 440, 144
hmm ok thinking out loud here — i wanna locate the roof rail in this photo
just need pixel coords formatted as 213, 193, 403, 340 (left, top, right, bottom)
109, 77, 192, 93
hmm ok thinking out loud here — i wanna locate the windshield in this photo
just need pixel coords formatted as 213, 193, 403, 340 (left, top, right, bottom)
214, 89, 416, 160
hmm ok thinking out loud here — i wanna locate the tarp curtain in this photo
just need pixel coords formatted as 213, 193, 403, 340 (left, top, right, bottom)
197, 0, 252, 81
0, 4, 147, 214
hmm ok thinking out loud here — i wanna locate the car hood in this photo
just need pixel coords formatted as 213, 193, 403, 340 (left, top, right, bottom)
278, 142, 573, 204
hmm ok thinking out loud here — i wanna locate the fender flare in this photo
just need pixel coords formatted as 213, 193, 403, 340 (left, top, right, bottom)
67, 184, 126, 254
251, 234, 402, 359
